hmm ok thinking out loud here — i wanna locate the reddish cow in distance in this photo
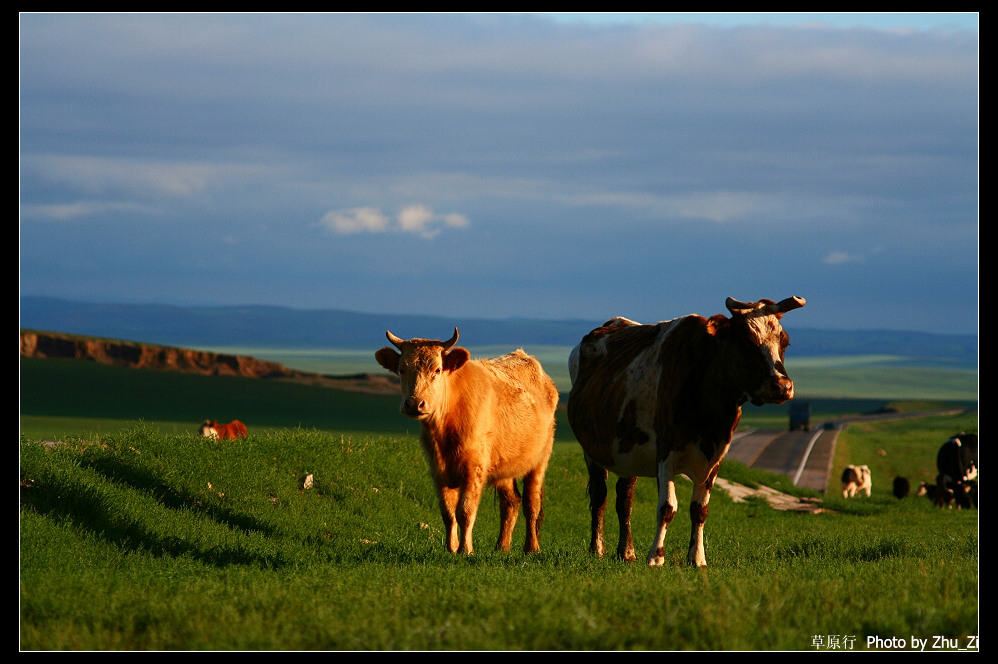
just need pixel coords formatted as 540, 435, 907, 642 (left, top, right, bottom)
375, 328, 559, 555
198, 419, 248, 440
567, 296, 806, 568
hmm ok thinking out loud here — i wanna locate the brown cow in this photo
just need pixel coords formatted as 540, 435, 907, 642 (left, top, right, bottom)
567, 296, 805, 567
375, 328, 558, 554
199, 419, 248, 440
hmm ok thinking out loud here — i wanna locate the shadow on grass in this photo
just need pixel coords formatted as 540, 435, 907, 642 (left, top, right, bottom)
19, 448, 303, 569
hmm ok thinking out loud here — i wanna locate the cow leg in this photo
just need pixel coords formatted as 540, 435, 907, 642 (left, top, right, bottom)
457, 470, 487, 555
687, 477, 714, 568
615, 476, 637, 561
647, 455, 677, 567
438, 485, 460, 553
522, 461, 549, 554
494, 478, 521, 552
585, 456, 610, 557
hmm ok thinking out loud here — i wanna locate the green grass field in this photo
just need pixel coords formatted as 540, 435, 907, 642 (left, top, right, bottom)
19, 357, 979, 651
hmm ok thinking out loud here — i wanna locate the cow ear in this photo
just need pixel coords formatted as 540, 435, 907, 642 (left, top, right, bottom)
375, 347, 401, 374
443, 347, 470, 372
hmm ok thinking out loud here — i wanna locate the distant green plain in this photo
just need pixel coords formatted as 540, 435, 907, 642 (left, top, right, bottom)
194, 345, 978, 401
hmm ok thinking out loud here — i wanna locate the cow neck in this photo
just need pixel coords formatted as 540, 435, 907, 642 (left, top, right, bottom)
418, 363, 463, 434
709, 337, 764, 407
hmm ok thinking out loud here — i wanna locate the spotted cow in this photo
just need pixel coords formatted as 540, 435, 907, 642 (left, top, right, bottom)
567, 296, 806, 567
932, 433, 978, 508
375, 328, 558, 554
841, 465, 872, 498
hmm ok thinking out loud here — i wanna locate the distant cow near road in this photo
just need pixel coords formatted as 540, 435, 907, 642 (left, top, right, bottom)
375, 328, 558, 555
199, 419, 248, 440
841, 465, 872, 498
567, 295, 805, 568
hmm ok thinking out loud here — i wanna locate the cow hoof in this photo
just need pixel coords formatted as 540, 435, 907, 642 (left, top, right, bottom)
647, 555, 665, 567
688, 554, 707, 568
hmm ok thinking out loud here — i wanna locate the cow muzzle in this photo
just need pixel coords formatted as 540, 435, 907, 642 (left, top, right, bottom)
400, 397, 429, 419
751, 376, 795, 406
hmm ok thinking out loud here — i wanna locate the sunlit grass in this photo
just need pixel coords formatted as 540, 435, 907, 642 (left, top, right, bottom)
21, 416, 978, 650
19, 357, 978, 650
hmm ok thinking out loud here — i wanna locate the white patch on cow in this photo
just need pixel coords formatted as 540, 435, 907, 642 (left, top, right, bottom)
568, 343, 581, 386
601, 324, 673, 478
647, 453, 678, 567
747, 316, 784, 365
202, 427, 219, 439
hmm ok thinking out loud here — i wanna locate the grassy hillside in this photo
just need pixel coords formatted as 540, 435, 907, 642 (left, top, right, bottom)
19, 357, 409, 439
21, 418, 978, 650
19, 351, 979, 650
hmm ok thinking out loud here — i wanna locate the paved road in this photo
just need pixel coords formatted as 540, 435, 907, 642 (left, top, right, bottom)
727, 408, 968, 494
727, 428, 837, 493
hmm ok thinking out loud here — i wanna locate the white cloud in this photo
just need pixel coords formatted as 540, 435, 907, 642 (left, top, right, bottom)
20, 200, 162, 222
318, 207, 390, 234
318, 204, 469, 238
397, 204, 435, 234
823, 250, 864, 265
21, 154, 273, 199
441, 212, 470, 229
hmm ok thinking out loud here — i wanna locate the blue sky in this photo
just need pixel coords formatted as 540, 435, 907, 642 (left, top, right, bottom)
19, 13, 978, 334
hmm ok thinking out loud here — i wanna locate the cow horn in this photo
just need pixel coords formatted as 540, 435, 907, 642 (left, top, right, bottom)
771, 296, 806, 313
725, 297, 755, 315
442, 327, 460, 352
726, 296, 806, 316
386, 330, 405, 349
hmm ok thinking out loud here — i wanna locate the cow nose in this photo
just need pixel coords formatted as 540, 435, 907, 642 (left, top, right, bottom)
755, 376, 794, 405
780, 378, 794, 400
402, 397, 427, 417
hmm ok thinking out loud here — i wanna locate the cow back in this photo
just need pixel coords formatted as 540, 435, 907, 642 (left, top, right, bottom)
569, 315, 738, 473
427, 350, 558, 483
463, 351, 559, 436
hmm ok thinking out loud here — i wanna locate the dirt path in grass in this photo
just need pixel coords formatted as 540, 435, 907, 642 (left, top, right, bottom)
714, 478, 832, 513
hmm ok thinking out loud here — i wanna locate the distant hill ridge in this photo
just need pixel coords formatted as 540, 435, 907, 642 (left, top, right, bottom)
19, 296, 978, 367
19, 329, 401, 395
